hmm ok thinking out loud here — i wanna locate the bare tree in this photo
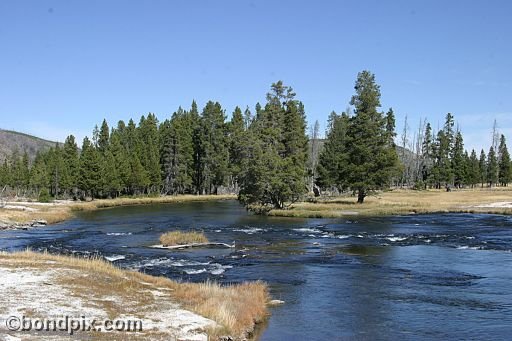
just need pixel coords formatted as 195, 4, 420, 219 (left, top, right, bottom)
492, 119, 500, 151
309, 120, 321, 191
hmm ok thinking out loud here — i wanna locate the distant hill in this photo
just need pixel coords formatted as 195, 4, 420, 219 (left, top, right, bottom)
309, 138, 416, 164
0, 129, 61, 162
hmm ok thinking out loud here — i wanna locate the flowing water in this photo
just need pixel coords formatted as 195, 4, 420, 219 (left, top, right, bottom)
1, 200, 511, 340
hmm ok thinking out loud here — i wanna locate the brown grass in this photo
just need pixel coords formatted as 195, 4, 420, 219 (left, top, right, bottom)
0, 205, 74, 224
178, 280, 269, 338
71, 194, 236, 211
269, 187, 512, 218
159, 231, 209, 246
0, 250, 269, 339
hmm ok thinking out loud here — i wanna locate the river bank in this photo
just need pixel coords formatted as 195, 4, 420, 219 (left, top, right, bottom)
3, 189, 512, 226
0, 250, 269, 340
269, 187, 512, 218
0, 195, 236, 229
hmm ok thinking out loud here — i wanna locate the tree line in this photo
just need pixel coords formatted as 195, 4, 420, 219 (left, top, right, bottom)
0, 81, 309, 208
1, 70, 510, 207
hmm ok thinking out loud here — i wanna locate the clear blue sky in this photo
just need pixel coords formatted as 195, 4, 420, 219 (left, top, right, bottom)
1, 0, 511, 152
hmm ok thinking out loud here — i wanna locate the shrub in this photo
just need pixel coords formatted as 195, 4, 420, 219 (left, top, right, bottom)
38, 188, 51, 203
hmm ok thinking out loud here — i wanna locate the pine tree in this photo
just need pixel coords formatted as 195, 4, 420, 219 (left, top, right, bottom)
20, 151, 30, 193
317, 111, 349, 191
344, 70, 401, 203
439, 113, 455, 186
102, 149, 121, 197
487, 146, 498, 187
161, 108, 194, 194
29, 153, 49, 195
109, 129, 130, 193
123, 119, 149, 194
98, 119, 110, 154
62, 135, 79, 197
421, 122, 433, 187
138, 114, 161, 193
451, 131, 465, 188
243, 106, 253, 129
0, 160, 10, 190
198, 101, 229, 194
228, 106, 245, 188
479, 149, 487, 188
189, 101, 203, 194
239, 81, 308, 209
47, 145, 68, 198
280, 99, 308, 203
498, 134, 511, 186
78, 137, 102, 198
467, 149, 480, 188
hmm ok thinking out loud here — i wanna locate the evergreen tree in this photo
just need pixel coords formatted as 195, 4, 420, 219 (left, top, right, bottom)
109, 129, 130, 193
439, 113, 455, 186
498, 134, 511, 186
487, 146, 498, 187
62, 135, 79, 196
47, 145, 68, 197
479, 149, 487, 188
421, 122, 433, 187
20, 151, 30, 192
228, 106, 245, 188
243, 106, 253, 129
189, 101, 203, 194
344, 70, 401, 203
239, 81, 308, 209
161, 108, 194, 194
98, 119, 110, 154
198, 101, 229, 194
102, 149, 121, 197
467, 149, 480, 188
316, 111, 349, 191
0, 160, 10, 190
138, 114, 161, 193
78, 137, 102, 198
29, 153, 49, 196
451, 131, 465, 188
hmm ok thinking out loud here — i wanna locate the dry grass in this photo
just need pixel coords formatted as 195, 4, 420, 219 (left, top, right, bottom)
0, 205, 74, 224
160, 231, 209, 246
269, 187, 512, 218
177, 280, 269, 338
71, 194, 236, 211
0, 250, 269, 339
0, 194, 236, 225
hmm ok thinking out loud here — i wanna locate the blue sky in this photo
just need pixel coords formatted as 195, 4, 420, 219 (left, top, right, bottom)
1, 0, 511, 152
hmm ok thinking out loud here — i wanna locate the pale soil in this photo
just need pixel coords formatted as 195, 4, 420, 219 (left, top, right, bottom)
0, 251, 269, 340
0, 259, 214, 340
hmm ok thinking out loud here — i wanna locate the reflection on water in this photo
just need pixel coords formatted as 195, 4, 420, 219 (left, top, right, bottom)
1, 200, 511, 339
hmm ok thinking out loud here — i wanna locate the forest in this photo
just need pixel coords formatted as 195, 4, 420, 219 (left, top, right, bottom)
1, 71, 511, 208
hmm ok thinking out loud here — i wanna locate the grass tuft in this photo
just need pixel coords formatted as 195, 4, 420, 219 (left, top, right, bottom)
159, 231, 209, 246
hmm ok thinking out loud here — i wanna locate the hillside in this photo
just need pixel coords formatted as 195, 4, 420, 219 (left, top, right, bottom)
309, 138, 416, 166
0, 129, 61, 162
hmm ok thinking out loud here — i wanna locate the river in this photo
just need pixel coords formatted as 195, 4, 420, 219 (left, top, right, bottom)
1, 200, 511, 340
